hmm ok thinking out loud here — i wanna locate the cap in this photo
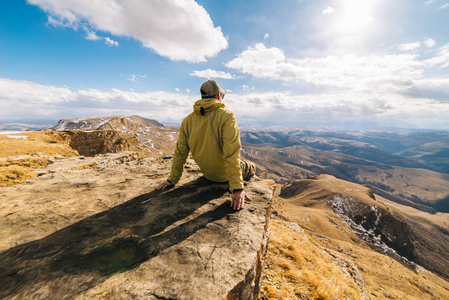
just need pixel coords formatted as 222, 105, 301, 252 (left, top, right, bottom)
200, 80, 226, 98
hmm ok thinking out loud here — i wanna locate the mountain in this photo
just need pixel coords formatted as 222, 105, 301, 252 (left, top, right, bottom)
0, 123, 50, 132
52, 115, 164, 131
52, 115, 179, 157
241, 129, 449, 174
241, 129, 449, 213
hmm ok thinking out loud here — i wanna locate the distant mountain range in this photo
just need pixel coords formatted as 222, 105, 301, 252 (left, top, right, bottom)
241, 129, 449, 213
0, 123, 51, 132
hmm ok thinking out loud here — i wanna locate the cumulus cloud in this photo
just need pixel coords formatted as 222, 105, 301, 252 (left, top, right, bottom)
126, 74, 147, 83
241, 85, 255, 91
2, 77, 449, 129
424, 43, 449, 68
397, 42, 421, 51
322, 6, 335, 15
190, 69, 237, 79
407, 78, 449, 101
0, 78, 192, 122
224, 91, 449, 129
424, 38, 436, 48
226, 43, 423, 92
104, 37, 118, 47
264, 33, 269, 40
27, 0, 228, 62
85, 29, 118, 47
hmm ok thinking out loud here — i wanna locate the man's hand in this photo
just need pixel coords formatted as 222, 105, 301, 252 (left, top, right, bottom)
156, 180, 174, 190
231, 190, 252, 210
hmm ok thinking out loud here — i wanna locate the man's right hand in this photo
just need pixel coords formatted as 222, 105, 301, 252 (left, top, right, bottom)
156, 180, 174, 190
231, 189, 252, 210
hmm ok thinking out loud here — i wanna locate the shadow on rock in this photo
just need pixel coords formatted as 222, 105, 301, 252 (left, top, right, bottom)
0, 177, 231, 298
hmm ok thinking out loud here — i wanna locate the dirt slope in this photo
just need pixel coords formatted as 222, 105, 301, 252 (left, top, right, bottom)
259, 175, 449, 299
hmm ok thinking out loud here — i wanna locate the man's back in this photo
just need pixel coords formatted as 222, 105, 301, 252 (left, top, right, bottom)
157, 80, 253, 211
168, 98, 244, 191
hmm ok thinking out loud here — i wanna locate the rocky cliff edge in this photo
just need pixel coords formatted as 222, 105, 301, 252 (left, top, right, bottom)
0, 154, 274, 300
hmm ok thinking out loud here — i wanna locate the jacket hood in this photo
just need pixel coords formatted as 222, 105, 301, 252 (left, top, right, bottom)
193, 99, 225, 115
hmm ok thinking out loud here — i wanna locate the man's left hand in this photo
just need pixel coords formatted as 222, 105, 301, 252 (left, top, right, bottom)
231, 190, 252, 210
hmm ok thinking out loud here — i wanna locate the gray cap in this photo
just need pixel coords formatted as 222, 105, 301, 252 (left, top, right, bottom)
200, 80, 226, 98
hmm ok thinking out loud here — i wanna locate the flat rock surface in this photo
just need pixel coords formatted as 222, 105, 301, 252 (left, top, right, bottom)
0, 154, 273, 299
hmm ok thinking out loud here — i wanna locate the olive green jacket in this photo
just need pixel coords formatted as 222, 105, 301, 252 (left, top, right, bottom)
167, 98, 244, 191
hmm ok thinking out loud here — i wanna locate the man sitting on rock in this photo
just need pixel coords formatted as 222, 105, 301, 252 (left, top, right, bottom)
156, 80, 255, 210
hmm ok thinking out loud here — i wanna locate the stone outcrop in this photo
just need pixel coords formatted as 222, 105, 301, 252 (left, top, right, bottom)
0, 155, 273, 299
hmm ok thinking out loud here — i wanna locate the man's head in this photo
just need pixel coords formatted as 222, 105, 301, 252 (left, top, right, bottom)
200, 80, 226, 100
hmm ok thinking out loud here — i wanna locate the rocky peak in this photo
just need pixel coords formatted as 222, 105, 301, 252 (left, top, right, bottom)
52, 115, 164, 132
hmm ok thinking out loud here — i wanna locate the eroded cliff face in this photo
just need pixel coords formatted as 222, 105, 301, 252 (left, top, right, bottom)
47, 130, 144, 157
331, 194, 449, 281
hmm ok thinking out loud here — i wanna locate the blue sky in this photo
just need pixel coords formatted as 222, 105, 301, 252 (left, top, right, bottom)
1, 0, 449, 130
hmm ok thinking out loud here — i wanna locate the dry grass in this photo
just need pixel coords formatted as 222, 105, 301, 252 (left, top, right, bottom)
0, 131, 78, 187
0, 131, 78, 158
272, 175, 449, 299
0, 157, 52, 187
258, 219, 362, 300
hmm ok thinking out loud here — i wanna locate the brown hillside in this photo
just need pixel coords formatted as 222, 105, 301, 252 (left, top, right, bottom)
243, 145, 449, 213
259, 175, 449, 299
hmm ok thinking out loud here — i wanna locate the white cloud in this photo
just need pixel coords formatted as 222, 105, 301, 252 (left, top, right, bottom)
226, 43, 423, 92
28, 0, 228, 62
424, 0, 435, 4
397, 42, 421, 51
104, 37, 118, 47
0, 78, 192, 121
322, 6, 335, 15
424, 38, 436, 48
424, 43, 449, 68
241, 85, 255, 91
264, 33, 269, 40
125, 74, 147, 83
220, 91, 449, 129
407, 78, 449, 101
85, 30, 101, 41
439, 3, 449, 9
126, 74, 138, 83
85, 29, 118, 46
2, 77, 449, 129
175, 88, 181, 92
191, 69, 237, 79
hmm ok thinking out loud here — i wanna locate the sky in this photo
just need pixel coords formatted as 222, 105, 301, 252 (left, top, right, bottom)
1, 0, 449, 130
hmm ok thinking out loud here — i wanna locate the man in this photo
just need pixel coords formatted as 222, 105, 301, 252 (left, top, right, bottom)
156, 80, 255, 210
